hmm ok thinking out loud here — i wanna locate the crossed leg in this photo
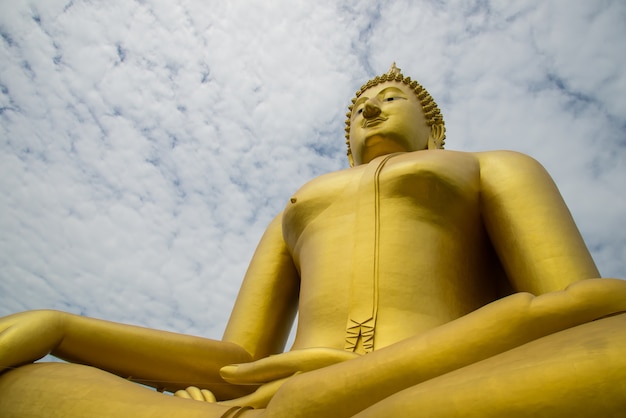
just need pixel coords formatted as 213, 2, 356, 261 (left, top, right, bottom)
1, 315, 624, 417
354, 314, 626, 417
0, 362, 262, 418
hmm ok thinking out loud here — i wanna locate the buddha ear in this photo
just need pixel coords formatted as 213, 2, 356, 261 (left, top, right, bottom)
427, 123, 445, 150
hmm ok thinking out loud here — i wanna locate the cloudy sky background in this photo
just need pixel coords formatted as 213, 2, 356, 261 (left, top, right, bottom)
1, 0, 624, 350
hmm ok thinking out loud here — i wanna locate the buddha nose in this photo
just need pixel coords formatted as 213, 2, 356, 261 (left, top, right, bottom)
362, 99, 381, 119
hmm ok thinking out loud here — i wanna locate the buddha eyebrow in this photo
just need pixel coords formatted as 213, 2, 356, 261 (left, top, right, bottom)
376, 86, 407, 97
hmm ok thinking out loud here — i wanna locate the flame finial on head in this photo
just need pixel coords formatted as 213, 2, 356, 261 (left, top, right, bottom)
387, 62, 401, 77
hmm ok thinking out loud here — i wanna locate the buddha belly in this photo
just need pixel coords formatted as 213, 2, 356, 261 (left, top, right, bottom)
289, 200, 500, 351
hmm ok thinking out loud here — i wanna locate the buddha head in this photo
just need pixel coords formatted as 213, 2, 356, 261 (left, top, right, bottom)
345, 63, 445, 166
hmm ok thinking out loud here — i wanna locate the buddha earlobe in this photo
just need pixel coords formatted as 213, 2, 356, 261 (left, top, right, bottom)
427, 123, 446, 150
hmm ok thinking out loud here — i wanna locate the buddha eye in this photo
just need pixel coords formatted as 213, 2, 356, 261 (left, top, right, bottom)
385, 97, 396, 102
351, 107, 364, 120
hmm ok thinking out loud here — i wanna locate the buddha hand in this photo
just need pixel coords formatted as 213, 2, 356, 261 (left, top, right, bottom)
221, 347, 361, 385
192, 348, 360, 408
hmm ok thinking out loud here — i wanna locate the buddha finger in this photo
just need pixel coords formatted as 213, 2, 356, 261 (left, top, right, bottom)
221, 348, 359, 384
219, 376, 292, 409
174, 389, 192, 399
173, 386, 214, 402
200, 389, 217, 402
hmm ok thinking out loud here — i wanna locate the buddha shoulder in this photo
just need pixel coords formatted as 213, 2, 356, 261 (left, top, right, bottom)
474, 150, 553, 189
282, 167, 353, 222
474, 150, 547, 172
282, 168, 360, 246
286, 167, 361, 207
391, 150, 547, 188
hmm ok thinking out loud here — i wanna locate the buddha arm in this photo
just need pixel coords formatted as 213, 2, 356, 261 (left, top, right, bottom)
477, 150, 600, 293
0, 308, 254, 398
222, 212, 300, 360
53, 314, 253, 397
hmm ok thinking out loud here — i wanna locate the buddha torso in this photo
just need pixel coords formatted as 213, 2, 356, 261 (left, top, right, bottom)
283, 150, 503, 352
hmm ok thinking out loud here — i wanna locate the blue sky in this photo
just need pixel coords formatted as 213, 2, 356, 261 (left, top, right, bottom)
1, 0, 624, 343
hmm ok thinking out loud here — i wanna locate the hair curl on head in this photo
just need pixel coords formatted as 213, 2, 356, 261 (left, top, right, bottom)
344, 63, 445, 166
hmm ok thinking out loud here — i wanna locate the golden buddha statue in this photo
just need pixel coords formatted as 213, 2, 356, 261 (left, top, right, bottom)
1, 64, 625, 418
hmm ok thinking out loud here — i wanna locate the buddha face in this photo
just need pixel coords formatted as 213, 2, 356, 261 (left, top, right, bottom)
349, 81, 430, 166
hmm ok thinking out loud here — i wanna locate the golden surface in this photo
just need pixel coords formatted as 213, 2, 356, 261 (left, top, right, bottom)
1, 66, 625, 417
